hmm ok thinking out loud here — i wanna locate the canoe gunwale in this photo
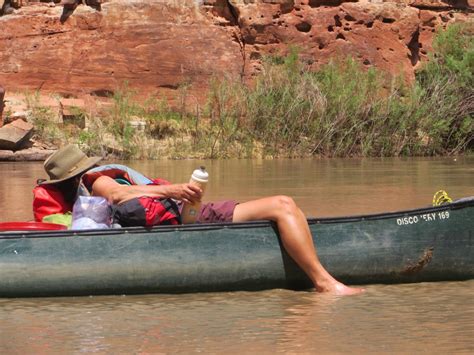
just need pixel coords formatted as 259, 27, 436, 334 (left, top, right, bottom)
1, 196, 472, 240
309, 196, 474, 224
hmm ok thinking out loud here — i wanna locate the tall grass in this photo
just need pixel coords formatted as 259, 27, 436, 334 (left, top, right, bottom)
79, 85, 190, 159
204, 23, 473, 157
415, 22, 473, 154
205, 53, 411, 157
25, 92, 65, 145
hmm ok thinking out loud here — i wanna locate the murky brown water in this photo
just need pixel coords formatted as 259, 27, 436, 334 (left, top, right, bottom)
2, 157, 473, 221
0, 157, 473, 353
0, 281, 473, 353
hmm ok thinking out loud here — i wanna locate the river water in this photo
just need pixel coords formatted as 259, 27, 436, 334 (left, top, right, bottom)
0, 157, 473, 353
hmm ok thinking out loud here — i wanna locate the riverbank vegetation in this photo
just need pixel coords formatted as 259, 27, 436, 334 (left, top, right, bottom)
28, 23, 473, 159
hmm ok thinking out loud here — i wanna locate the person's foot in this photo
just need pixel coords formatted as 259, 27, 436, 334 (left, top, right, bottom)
316, 280, 365, 295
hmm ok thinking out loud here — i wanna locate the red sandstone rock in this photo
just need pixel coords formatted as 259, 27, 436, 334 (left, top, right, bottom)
60, 97, 86, 127
410, 0, 471, 9
0, 0, 471, 101
4, 111, 28, 124
0, 1, 243, 103
3, 94, 28, 122
60, 98, 85, 113
3, 93, 62, 125
0, 118, 34, 150
0, 147, 56, 161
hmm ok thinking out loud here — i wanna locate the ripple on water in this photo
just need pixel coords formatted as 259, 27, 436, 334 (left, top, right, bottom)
0, 281, 473, 353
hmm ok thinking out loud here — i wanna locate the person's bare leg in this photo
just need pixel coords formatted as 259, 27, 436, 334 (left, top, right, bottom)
233, 196, 364, 295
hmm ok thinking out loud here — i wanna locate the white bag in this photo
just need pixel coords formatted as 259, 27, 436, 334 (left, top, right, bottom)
71, 196, 111, 230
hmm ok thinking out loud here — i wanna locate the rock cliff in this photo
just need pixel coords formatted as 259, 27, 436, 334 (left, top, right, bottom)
0, 0, 472, 101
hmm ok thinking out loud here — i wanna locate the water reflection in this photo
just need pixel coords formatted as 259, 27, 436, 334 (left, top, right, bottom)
1, 281, 473, 353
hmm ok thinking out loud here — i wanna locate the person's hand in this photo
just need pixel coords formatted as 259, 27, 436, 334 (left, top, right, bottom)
166, 183, 202, 204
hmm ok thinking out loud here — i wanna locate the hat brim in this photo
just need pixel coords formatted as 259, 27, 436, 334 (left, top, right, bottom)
40, 156, 102, 185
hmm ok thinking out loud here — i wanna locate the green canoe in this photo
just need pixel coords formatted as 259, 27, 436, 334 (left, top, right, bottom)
0, 197, 473, 297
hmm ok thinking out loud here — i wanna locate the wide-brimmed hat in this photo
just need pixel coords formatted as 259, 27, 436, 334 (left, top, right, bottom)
42, 145, 102, 184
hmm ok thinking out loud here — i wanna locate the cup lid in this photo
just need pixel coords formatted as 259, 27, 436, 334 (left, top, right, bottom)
192, 166, 209, 182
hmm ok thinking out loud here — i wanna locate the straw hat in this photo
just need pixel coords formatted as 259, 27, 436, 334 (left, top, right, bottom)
42, 145, 102, 184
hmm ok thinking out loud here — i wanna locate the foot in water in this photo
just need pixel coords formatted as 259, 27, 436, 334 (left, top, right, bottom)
317, 281, 365, 295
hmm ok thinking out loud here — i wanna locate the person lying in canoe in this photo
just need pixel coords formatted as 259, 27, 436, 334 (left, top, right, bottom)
36, 145, 364, 296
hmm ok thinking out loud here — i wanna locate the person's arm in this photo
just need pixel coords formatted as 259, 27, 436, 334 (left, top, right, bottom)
91, 175, 202, 205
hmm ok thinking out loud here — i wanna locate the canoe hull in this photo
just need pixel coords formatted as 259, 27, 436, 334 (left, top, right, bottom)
0, 198, 473, 297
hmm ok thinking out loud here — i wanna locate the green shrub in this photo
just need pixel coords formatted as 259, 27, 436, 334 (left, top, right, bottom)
415, 22, 473, 154
203, 77, 254, 158
199, 23, 473, 157
25, 92, 65, 145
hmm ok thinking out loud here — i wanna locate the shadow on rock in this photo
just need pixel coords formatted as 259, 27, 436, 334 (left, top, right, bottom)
60, 0, 78, 23
60, 0, 102, 23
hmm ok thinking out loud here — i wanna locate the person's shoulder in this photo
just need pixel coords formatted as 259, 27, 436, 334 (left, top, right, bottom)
87, 163, 130, 173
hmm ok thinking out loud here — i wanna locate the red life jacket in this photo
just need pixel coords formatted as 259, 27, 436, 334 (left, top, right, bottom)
32, 184, 73, 222
112, 196, 181, 227
80, 166, 180, 226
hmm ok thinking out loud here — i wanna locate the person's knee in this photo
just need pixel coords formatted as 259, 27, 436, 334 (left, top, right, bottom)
272, 195, 298, 217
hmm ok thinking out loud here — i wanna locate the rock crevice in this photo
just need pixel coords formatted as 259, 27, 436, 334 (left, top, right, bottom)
0, 0, 471, 99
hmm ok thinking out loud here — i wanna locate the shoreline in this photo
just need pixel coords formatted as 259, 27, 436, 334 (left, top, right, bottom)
0, 147, 56, 161
1, 147, 471, 162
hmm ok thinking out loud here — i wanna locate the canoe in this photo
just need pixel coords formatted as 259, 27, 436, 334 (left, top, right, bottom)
0, 197, 473, 297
